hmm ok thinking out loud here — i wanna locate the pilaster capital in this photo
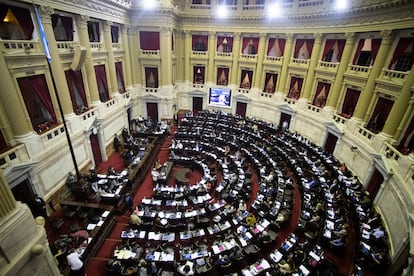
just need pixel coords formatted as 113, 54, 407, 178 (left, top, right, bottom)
380, 29, 393, 44
313, 33, 322, 43
160, 26, 172, 33
209, 30, 216, 37
184, 30, 191, 38
285, 33, 294, 42
233, 32, 241, 39
103, 21, 113, 32
37, 5, 54, 18
259, 33, 267, 40
127, 25, 138, 35
76, 15, 90, 29
345, 32, 355, 43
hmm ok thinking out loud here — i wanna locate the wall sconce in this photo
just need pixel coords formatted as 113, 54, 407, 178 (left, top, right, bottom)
385, 149, 393, 159
351, 146, 358, 152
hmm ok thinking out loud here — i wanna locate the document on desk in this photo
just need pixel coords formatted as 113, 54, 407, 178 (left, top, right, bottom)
101, 210, 110, 218
87, 223, 96, 231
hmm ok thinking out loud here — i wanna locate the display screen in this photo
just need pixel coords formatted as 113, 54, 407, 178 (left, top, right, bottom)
209, 87, 231, 107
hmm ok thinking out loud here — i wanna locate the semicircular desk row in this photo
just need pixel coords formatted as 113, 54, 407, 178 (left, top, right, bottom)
109, 110, 390, 276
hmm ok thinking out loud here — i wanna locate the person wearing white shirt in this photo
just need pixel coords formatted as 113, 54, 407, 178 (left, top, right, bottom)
66, 249, 84, 276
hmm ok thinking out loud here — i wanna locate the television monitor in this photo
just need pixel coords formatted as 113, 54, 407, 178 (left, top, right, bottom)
209, 87, 231, 107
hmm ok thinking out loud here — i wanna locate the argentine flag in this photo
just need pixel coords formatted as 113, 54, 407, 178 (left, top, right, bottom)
34, 5, 51, 63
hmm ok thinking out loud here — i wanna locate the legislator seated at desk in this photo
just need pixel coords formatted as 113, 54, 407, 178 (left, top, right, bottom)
177, 260, 195, 275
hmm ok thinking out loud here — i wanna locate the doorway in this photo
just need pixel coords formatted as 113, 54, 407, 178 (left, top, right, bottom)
192, 97, 203, 116
324, 133, 338, 155
236, 102, 247, 117
146, 102, 159, 122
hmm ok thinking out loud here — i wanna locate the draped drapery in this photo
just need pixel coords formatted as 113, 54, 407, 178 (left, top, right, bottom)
312, 82, 331, 108
217, 36, 233, 52
0, 5, 34, 39
90, 133, 102, 165
267, 38, 285, 57
236, 102, 247, 117
322, 39, 345, 61
366, 169, 384, 200
352, 39, 367, 65
367, 97, 394, 133
115, 61, 125, 93
242, 37, 259, 54
193, 66, 205, 84
146, 102, 158, 122
371, 38, 382, 64
140, 31, 160, 50
341, 88, 360, 118
65, 70, 88, 113
389, 37, 414, 70
192, 34, 208, 51
17, 74, 58, 132
111, 25, 119, 43
293, 39, 314, 59
217, 67, 229, 86
145, 67, 159, 88
94, 65, 109, 102
263, 73, 277, 93
87, 21, 100, 42
51, 14, 73, 41
398, 115, 414, 154
240, 70, 253, 89
287, 76, 303, 99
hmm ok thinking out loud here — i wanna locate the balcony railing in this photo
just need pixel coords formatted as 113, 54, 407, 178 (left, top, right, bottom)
90, 42, 103, 51
0, 144, 29, 169
384, 142, 402, 162
381, 68, 409, 82
265, 56, 283, 63
356, 125, 375, 142
284, 97, 297, 105
190, 4, 211, 10
240, 53, 257, 60
216, 52, 232, 58
141, 49, 160, 56
318, 60, 339, 69
333, 113, 349, 125
238, 88, 250, 94
145, 87, 159, 93
291, 58, 310, 66
307, 103, 322, 113
191, 50, 208, 58
348, 64, 372, 74
260, 92, 273, 98
0, 40, 39, 55
193, 83, 205, 89
56, 41, 76, 51
242, 4, 265, 10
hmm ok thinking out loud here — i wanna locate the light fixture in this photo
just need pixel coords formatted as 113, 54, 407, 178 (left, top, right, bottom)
216, 5, 228, 18
335, 0, 348, 11
267, 2, 281, 19
143, 0, 158, 10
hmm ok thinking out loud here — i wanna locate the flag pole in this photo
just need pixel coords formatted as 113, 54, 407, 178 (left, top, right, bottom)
34, 4, 81, 181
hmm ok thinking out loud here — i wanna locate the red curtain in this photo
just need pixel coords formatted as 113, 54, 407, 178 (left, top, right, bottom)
389, 37, 414, 69
398, 115, 414, 153
294, 39, 314, 58
240, 70, 253, 89
278, 38, 286, 56
140, 31, 160, 50
145, 67, 159, 88
341, 88, 360, 117
65, 70, 88, 113
216, 67, 229, 85
242, 37, 259, 54
263, 73, 277, 93
236, 102, 247, 117
171, 31, 174, 51
267, 38, 275, 55
367, 97, 394, 132
337, 39, 346, 61
371, 38, 382, 64
193, 66, 205, 84
111, 26, 119, 43
90, 133, 102, 165
312, 82, 331, 107
146, 102, 158, 122
51, 15, 74, 41
217, 36, 233, 51
192, 97, 203, 116
115, 61, 125, 93
17, 75, 58, 130
352, 39, 365, 65
287, 76, 303, 99
94, 65, 109, 102
324, 133, 338, 155
0, 5, 34, 39
192, 34, 208, 51
87, 21, 100, 42
366, 168, 384, 200
322, 39, 337, 61
0, 130, 7, 152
